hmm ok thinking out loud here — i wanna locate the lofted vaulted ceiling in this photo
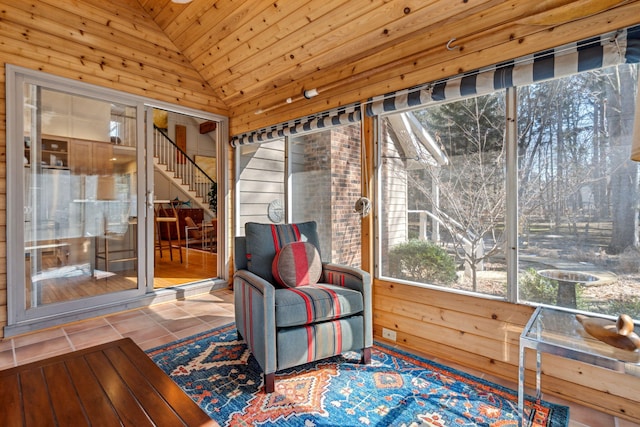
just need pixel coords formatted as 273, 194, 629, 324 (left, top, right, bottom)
136, 0, 640, 134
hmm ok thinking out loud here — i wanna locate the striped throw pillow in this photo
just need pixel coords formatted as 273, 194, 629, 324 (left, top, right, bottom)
272, 241, 322, 288
245, 221, 320, 283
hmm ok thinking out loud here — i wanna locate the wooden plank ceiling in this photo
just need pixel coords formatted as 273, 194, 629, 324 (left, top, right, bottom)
136, 0, 639, 134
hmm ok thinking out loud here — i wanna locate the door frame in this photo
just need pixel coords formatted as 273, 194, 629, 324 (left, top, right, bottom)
5, 65, 228, 336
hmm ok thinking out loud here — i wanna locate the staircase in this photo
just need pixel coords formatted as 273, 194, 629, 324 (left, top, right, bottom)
153, 126, 216, 218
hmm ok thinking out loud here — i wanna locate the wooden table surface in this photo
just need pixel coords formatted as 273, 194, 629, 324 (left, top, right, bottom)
0, 338, 219, 427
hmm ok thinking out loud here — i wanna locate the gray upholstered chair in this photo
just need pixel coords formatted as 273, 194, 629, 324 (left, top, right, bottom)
234, 221, 372, 393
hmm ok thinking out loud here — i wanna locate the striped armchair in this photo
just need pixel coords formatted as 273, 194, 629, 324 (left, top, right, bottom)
233, 221, 372, 393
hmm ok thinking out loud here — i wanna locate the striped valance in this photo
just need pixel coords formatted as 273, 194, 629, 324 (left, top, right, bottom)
231, 104, 361, 147
366, 25, 640, 116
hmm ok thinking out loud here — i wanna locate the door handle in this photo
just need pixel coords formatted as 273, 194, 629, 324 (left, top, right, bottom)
146, 191, 154, 209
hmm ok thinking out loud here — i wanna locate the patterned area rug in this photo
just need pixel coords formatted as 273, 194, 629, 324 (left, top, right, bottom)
147, 323, 568, 427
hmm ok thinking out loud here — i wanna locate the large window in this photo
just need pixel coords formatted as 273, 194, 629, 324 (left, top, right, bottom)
517, 64, 640, 316
237, 123, 362, 267
378, 61, 640, 317
380, 93, 507, 298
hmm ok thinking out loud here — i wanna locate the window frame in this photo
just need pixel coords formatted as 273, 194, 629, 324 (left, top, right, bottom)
373, 91, 517, 302
374, 65, 639, 315
234, 120, 364, 267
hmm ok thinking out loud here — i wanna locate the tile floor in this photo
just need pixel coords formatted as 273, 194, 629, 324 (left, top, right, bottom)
0, 288, 637, 427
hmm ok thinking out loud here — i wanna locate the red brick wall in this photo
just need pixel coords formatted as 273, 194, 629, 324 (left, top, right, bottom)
295, 125, 362, 267
330, 125, 362, 267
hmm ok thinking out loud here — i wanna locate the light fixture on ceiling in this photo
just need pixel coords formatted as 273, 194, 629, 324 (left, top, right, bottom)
171, 0, 192, 3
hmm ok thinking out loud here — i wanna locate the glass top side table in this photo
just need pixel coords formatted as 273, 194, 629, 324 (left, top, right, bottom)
518, 306, 640, 426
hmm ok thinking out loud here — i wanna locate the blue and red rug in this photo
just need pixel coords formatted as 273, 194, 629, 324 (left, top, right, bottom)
147, 323, 568, 426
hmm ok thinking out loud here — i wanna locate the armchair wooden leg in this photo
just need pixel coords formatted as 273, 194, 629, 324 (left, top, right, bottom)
361, 347, 372, 365
264, 373, 275, 393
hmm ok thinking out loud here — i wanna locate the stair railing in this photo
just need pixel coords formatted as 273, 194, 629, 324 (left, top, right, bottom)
153, 125, 215, 211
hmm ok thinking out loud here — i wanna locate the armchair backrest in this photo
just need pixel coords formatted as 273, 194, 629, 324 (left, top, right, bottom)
237, 221, 321, 283
235, 236, 248, 270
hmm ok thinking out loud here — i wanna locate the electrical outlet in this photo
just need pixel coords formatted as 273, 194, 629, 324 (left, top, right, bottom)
382, 327, 397, 341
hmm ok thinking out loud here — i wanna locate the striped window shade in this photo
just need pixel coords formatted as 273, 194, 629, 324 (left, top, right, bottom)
230, 104, 361, 147
366, 25, 640, 117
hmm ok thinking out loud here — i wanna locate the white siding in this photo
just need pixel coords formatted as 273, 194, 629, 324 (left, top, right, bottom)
238, 140, 285, 235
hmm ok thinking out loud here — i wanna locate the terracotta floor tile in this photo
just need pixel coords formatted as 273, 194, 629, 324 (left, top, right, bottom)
111, 314, 160, 334
67, 325, 123, 350
206, 316, 236, 330
217, 303, 235, 313
183, 301, 233, 316
145, 305, 191, 322
63, 317, 110, 335
122, 323, 172, 345
159, 316, 206, 334
13, 328, 66, 349
105, 309, 148, 323
136, 334, 180, 351
144, 301, 181, 314
14, 336, 72, 364
0, 288, 632, 426
214, 290, 234, 302
172, 322, 215, 340
175, 300, 215, 314
560, 400, 615, 427
197, 313, 234, 327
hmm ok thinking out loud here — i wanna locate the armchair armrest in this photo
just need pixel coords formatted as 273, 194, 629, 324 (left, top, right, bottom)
322, 263, 371, 291
321, 263, 372, 348
233, 269, 277, 375
184, 225, 199, 241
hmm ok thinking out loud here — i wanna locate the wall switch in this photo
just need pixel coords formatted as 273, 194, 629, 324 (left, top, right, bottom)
382, 327, 397, 341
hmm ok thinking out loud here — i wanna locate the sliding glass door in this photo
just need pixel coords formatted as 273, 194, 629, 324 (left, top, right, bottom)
22, 86, 141, 308
7, 68, 148, 327
7, 65, 227, 333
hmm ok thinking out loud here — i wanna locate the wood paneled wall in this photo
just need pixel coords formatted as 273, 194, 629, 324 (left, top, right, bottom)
374, 280, 640, 422
0, 0, 226, 113
0, 0, 227, 336
229, 2, 640, 136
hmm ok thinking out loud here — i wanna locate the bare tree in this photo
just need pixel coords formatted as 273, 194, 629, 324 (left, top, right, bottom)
604, 65, 639, 253
409, 94, 507, 291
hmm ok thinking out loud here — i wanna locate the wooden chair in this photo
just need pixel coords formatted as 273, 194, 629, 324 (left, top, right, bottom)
154, 201, 182, 263
184, 216, 215, 251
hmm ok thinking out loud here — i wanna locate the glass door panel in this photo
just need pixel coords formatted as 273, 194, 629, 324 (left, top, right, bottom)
23, 85, 139, 308
290, 124, 362, 267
